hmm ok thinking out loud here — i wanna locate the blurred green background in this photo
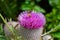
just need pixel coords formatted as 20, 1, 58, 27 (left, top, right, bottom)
0, 0, 60, 40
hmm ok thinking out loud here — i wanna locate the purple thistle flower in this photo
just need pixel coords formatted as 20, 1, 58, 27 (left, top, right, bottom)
18, 11, 46, 29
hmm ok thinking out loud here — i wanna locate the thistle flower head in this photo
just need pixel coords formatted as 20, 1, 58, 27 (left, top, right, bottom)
18, 11, 46, 29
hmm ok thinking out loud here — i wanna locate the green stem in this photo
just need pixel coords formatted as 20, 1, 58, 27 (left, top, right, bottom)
0, 14, 12, 32
41, 25, 60, 36
41, 29, 54, 36
0, 14, 18, 40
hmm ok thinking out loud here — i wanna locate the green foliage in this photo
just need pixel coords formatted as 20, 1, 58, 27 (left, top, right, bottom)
0, 0, 17, 20
33, 5, 45, 13
0, 24, 6, 40
36, 0, 41, 2
45, 0, 60, 40
49, 0, 60, 8
21, 1, 45, 13
21, 1, 35, 11
0, 24, 3, 34
52, 32, 60, 39
45, 8, 60, 40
